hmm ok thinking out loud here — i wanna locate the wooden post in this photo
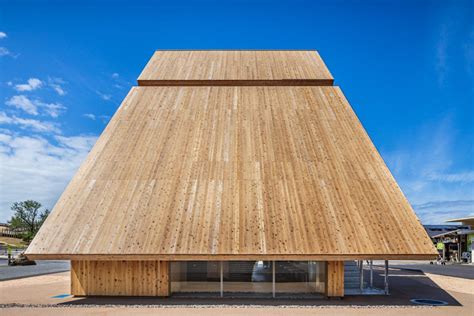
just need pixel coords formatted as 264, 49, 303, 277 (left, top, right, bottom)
71, 260, 86, 296
158, 261, 170, 297
326, 261, 344, 298
71, 260, 170, 297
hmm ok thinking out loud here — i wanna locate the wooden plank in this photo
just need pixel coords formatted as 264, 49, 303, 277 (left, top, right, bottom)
137, 79, 334, 86
158, 261, 170, 296
70, 260, 170, 296
137, 50, 334, 83
70, 260, 86, 296
31, 253, 436, 261
26, 85, 437, 259
326, 261, 344, 297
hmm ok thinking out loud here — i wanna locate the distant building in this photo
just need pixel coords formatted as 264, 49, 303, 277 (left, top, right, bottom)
424, 225, 470, 239
424, 219, 473, 263
0, 223, 23, 238
445, 217, 474, 263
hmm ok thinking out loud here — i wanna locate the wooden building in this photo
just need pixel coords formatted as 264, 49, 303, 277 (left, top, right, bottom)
26, 50, 437, 298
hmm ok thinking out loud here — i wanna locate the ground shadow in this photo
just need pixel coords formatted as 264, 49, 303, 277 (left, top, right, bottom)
60, 267, 461, 307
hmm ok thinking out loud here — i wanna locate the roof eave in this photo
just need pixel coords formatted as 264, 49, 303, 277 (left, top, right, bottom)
25, 253, 438, 261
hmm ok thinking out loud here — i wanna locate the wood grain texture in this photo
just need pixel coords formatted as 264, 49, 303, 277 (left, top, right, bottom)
26, 86, 436, 259
137, 50, 333, 85
326, 261, 344, 297
71, 260, 170, 296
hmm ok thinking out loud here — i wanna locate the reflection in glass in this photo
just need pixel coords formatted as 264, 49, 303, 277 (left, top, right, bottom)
223, 261, 273, 296
170, 260, 327, 297
170, 261, 220, 294
275, 261, 326, 295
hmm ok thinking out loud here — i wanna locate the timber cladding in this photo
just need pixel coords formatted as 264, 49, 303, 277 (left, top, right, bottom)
326, 261, 344, 297
26, 85, 436, 259
71, 260, 169, 296
137, 50, 334, 86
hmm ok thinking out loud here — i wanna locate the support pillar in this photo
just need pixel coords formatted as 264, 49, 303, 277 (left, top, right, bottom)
220, 261, 224, 298
369, 260, 373, 288
325, 261, 344, 298
272, 260, 275, 298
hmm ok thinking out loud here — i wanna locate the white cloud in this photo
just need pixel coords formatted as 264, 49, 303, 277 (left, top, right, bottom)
99, 115, 111, 124
112, 73, 119, 79
96, 91, 112, 101
427, 171, 474, 183
48, 78, 67, 96
5, 95, 66, 117
5, 95, 38, 115
50, 84, 66, 96
0, 32, 6, 39
84, 113, 110, 123
0, 132, 97, 221
0, 112, 12, 124
0, 47, 12, 57
413, 200, 474, 225
14, 78, 43, 92
41, 103, 66, 118
0, 111, 60, 133
83, 113, 96, 120
383, 117, 474, 224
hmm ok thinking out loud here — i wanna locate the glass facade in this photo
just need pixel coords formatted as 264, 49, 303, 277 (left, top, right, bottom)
224, 261, 273, 296
275, 261, 326, 295
170, 261, 221, 295
170, 261, 326, 297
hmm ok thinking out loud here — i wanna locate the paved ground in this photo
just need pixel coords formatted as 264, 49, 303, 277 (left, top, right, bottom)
0, 265, 473, 315
0, 259, 70, 281
386, 261, 474, 280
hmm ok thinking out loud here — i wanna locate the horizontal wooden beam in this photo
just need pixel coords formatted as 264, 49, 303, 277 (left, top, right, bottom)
137, 79, 334, 86
27, 253, 437, 261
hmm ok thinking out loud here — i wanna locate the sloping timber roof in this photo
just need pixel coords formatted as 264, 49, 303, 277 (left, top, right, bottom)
137, 50, 334, 86
26, 50, 436, 260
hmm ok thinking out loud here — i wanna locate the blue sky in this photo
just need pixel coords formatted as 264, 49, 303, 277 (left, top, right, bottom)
0, 0, 472, 223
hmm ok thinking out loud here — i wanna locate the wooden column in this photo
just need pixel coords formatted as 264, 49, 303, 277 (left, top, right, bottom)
71, 260, 169, 297
325, 261, 344, 298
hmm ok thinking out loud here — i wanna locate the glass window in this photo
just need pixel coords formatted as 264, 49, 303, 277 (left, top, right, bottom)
170, 260, 327, 298
170, 261, 221, 295
223, 261, 273, 297
275, 261, 326, 296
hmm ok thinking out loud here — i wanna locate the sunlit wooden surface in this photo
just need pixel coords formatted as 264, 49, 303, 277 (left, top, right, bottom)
27, 85, 436, 259
138, 50, 334, 86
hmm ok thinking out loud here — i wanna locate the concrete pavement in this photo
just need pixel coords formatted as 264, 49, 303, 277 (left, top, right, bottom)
0, 260, 70, 281
0, 266, 473, 315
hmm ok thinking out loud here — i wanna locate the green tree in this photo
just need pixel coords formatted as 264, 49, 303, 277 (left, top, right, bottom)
8, 200, 50, 242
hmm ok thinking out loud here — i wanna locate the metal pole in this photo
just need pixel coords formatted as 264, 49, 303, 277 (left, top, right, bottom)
369, 260, 373, 288
458, 239, 461, 262
384, 260, 389, 295
220, 261, 223, 298
272, 261, 275, 298
359, 260, 364, 292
